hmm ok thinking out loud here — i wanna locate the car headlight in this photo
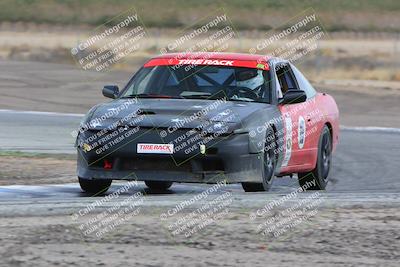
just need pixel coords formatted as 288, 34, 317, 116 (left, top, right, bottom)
79, 113, 90, 129
78, 104, 100, 131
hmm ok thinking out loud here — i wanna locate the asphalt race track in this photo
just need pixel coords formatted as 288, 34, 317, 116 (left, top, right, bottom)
0, 109, 400, 207
1, 105, 400, 267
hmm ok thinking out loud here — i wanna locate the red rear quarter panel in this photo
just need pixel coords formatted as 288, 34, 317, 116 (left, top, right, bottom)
315, 92, 340, 152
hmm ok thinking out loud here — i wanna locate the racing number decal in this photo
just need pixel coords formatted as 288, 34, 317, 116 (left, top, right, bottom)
282, 113, 292, 167
298, 116, 306, 149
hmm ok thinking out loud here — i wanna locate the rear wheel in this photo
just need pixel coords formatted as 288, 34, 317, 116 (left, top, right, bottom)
298, 125, 332, 190
78, 177, 112, 195
242, 128, 276, 192
145, 181, 173, 191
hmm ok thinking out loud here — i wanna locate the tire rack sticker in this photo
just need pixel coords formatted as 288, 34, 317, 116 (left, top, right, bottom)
298, 116, 306, 149
282, 113, 292, 167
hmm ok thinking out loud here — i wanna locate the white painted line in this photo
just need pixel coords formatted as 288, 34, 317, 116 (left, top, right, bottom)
1, 109, 400, 133
0, 109, 84, 117
340, 125, 400, 134
0, 184, 77, 190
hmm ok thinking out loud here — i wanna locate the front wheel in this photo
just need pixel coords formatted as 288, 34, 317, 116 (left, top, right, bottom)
242, 128, 276, 192
298, 125, 332, 190
79, 177, 112, 195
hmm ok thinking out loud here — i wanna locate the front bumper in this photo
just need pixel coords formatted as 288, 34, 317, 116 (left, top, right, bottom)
76, 127, 263, 183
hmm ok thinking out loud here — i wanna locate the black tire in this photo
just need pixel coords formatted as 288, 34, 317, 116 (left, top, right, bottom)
298, 125, 332, 190
242, 128, 276, 192
145, 181, 173, 190
79, 177, 112, 195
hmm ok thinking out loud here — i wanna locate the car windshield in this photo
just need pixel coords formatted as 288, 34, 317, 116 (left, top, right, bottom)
120, 65, 272, 103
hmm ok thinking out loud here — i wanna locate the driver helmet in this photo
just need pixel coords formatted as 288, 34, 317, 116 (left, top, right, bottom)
236, 69, 264, 90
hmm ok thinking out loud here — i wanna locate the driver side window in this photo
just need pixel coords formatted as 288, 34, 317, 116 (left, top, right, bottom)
275, 64, 298, 95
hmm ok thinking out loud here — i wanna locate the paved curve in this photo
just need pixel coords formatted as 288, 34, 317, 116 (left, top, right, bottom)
0, 109, 400, 204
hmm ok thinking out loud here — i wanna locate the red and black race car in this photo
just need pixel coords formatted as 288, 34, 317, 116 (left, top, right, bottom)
76, 52, 339, 193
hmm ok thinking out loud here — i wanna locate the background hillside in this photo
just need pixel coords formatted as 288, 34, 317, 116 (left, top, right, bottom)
1, 0, 400, 32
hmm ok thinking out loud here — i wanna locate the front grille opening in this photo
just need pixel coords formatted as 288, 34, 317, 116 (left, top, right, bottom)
120, 158, 191, 172
137, 110, 156, 115
206, 147, 218, 155
202, 158, 225, 172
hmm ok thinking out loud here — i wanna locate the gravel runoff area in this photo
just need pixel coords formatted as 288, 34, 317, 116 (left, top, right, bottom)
0, 199, 399, 267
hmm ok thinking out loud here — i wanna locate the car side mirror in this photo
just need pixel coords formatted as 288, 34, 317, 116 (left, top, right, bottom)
279, 90, 307, 105
102, 85, 119, 99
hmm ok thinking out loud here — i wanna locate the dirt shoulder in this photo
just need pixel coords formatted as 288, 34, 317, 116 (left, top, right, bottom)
318, 81, 400, 127
0, 206, 399, 266
0, 152, 75, 185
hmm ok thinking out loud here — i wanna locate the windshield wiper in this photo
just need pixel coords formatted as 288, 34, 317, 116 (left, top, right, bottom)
120, 94, 182, 99
228, 98, 255, 102
182, 94, 211, 99
181, 92, 226, 100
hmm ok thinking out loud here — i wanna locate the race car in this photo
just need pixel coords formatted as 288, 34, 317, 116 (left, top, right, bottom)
76, 52, 339, 193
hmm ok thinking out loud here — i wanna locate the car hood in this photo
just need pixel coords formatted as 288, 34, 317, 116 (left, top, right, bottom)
87, 98, 275, 131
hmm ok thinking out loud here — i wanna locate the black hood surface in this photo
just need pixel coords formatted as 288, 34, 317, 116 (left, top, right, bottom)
87, 98, 278, 132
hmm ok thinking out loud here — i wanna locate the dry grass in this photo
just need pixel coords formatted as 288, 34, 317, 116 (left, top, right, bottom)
308, 68, 400, 83
1, 0, 400, 32
1, 21, 399, 82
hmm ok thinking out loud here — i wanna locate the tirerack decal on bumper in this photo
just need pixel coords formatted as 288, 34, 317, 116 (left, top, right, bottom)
137, 143, 174, 154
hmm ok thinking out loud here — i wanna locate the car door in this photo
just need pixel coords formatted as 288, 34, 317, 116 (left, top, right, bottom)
275, 63, 316, 171
290, 64, 323, 165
